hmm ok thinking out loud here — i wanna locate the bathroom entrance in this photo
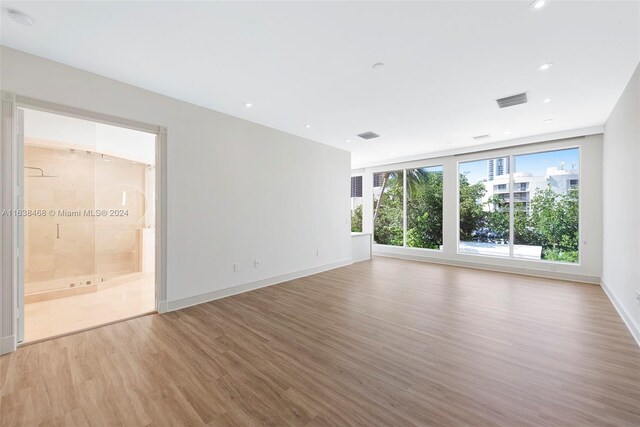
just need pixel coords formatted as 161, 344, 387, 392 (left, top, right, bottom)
19, 107, 158, 343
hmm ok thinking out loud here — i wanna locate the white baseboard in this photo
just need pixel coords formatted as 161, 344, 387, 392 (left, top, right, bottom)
156, 300, 168, 314
601, 280, 640, 348
373, 251, 600, 284
0, 334, 16, 355
167, 259, 353, 312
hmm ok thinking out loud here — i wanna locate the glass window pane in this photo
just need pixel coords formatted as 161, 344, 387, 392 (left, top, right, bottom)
514, 148, 579, 263
373, 170, 404, 246
406, 166, 443, 249
459, 158, 510, 257
350, 176, 363, 232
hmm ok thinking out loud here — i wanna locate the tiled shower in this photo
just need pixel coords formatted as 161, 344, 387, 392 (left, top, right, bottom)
24, 144, 155, 302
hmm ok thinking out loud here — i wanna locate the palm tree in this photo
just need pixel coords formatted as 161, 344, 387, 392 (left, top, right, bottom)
373, 169, 431, 226
406, 167, 433, 194
372, 172, 389, 227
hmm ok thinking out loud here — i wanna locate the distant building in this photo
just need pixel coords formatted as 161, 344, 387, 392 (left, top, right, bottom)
351, 175, 364, 211
546, 165, 580, 195
487, 157, 510, 181
483, 161, 578, 212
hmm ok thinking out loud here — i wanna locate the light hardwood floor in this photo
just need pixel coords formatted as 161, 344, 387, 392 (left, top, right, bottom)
1, 257, 639, 426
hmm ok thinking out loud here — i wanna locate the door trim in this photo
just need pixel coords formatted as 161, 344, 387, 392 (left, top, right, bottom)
0, 92, 168, 353
0, 91, 18, 354
16, 109, 24, 343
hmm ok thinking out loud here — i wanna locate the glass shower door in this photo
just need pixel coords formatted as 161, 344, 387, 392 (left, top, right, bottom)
24, 146, 98, 298
93, 151, 155, 316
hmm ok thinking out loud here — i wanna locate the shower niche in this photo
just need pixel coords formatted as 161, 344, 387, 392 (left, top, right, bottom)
24, 144, 155, 302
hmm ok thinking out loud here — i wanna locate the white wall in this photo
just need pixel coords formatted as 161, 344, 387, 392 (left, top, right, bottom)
602, 64, 640, 344
0, 47, 352, 308
356, 135, 603, 283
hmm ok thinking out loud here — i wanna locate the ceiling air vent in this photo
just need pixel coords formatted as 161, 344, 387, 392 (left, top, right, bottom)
473, 134, 491, 141
496, 92, 528, 108
357, 131, 380, 140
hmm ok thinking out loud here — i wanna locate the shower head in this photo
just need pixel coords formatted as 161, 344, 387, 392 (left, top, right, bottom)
25, 167, 58, 178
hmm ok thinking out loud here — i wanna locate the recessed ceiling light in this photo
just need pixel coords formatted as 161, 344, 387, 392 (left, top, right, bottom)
305, 124, 311, 128
503, 131, 512, 135
372, 62, 385, 70
389, 152, 396, 156
538, 62, 554, 71
545, 118, 554, 123
244, 102, 253, 108
345, 139, 351, 143
6, 9, 33, 26
543, 98, 552, 103
530, 0, 547, 10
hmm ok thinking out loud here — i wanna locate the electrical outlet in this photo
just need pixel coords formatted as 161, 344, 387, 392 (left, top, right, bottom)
233, 263, 240, 272
254, 260, 260, 268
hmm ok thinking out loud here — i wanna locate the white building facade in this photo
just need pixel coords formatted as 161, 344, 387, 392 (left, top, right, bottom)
482, 162, 579, 211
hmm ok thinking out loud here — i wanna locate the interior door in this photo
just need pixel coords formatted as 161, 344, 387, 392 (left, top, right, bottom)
17, 108, 24, 343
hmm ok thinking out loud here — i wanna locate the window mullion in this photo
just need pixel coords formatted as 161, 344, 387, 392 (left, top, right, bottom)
403, 169, 407, 247
509, 155, 515, 258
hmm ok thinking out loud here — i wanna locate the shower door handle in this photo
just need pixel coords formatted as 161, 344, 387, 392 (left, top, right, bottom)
57, 223, 60, 239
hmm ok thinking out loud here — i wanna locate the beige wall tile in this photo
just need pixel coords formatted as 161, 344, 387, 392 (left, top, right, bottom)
25, 144, 149, 295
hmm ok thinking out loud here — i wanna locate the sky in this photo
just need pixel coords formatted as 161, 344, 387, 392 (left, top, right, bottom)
461, 148, 580, 184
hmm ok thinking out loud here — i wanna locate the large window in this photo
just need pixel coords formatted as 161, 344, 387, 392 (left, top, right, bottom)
373, 166, 443, 249
458, 148, 580, 263
406, 166, 443, 249
373, 170, 404, 245
351, 176, 363, 232
459, 158, 510, 257
513, 148, 579, 262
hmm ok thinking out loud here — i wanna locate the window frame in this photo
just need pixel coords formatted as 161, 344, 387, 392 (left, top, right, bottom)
455, 145, 582, 265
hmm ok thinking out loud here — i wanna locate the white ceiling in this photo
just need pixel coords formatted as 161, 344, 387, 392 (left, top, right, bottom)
1, 1, 638, 168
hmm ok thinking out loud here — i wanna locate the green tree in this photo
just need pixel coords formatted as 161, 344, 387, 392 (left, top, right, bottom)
406, 169, 443, 249
373, 171, 403, 245
351, 204, 363, 232
527, 186, 579, 262
458, 173, 487, 241
514, 202, 542, 247
485, 195, 509, 242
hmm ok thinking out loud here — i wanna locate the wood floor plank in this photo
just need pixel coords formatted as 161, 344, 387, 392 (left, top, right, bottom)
2, 257, 639, 426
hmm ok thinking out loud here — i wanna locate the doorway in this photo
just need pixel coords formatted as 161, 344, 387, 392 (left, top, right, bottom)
19, 107, 158, 343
